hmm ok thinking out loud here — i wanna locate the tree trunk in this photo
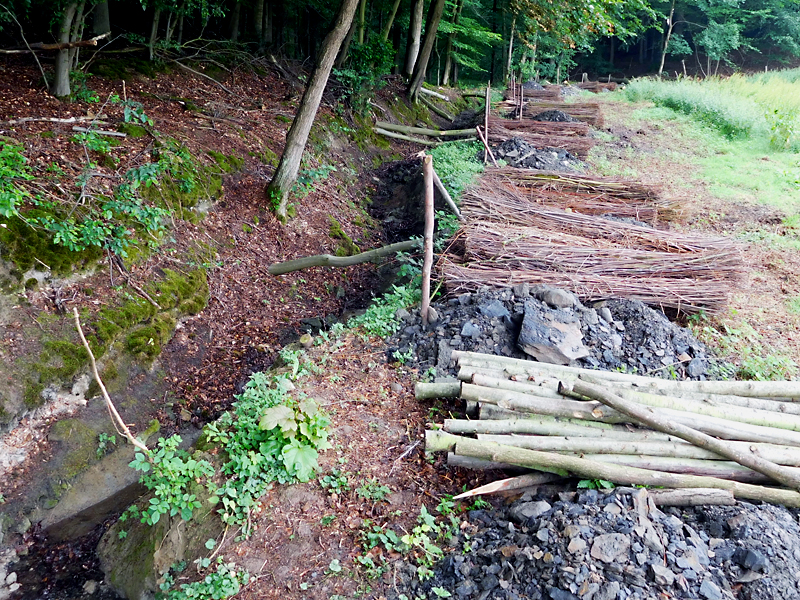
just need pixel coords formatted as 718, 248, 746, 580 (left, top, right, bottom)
52, 3, 78, 97
658, 0, 676, 77
505, 13, 516, 84
334, 20, 356, 67
177, 13, 185, 46
263, 1, 273, 47
421, 155, 434, 325
357, 0, 366, 44
254, 0, 265, 42
265, 0, 360, 221
403, 0, 424, 77
229, 1, 242, 42
69, 0, 85, 70
608, 36, 614, 69
441, 0, 462, 86
407, 0, 446, 101
93, 0, 110, 36
267, 239, 420, 274
148, 8, 161, 61
380, 0, 402, 40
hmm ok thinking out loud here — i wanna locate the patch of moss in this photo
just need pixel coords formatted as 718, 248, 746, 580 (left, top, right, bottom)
329, 216, 360, 257
275, 114, 292, 124
48, 418, 98, 493
116, 122, 148, 138
37, 340, 90, 382
207, 150, 244, 173
352, 114, 390, 151
250, 147, 278, 167
39, 130, 55, 139
25, 277, 38, 289
0, 216, 102, 276
125, 314, 176, 359
23, 381, 45, 409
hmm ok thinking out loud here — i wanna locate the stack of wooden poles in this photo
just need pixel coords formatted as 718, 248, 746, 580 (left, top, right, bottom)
421, 351, 800, 506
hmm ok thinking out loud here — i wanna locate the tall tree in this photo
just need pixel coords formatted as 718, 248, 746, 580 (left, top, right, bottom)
51, 2, 78, 97
407, 0, 446, 100
265, 0, 361, 221
403, 0, 424, 76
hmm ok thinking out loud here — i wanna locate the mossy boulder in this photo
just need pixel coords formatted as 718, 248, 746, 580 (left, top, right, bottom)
97, 453, 224, 600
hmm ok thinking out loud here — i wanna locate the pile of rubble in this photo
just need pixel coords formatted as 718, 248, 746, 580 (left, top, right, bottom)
492, 138, 583, 172
388, 488, 800, 600
387, 284, 714, 380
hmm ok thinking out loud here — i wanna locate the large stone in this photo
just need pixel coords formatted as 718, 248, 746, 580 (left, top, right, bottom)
650, 564, 675, 586
517, 302, 590, 365
590, 533, 631, 563
509, 501, 551, 523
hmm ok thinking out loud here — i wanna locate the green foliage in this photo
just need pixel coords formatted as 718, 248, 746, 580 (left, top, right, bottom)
0, 140, 33, 218
160, 558, 249, 600
692, 314, 797, 381
355, 478, 390, 502
624, 78, 760, 139
72, 131, 114, 154
293, 163, 336, 197
319, 469, 351, 494
577, 479, 615, 490
348, 283, 421, 338
333, 38, 394, 114
203, 371, 331, 535
96, 432, 117, 458
129, 435, 216, 525
70, 71, 99, 103
429, 141, 484, 202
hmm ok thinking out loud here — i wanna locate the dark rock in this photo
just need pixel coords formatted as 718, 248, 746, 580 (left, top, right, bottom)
686, 357, 706, 377
548, 588, 579, 600
479, 300, 510, 319
532, 110, 578, 122
734, 548, 769, 572
509, 501, 552, 523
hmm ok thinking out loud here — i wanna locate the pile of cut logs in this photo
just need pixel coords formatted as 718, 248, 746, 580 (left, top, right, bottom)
422, 350, 800, 506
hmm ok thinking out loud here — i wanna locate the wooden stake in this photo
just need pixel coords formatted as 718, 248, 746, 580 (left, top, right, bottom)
475, 126, 498, 167
268, 239, 421, 275
421, 154, 434, 325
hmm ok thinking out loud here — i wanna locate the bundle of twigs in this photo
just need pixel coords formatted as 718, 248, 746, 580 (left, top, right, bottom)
440, 258, 731, 312
461, 182, 726, 252
463, 223, 742, 280
502, 86, 563, 102
488, 116, 591, 136
486, 127, 595, 158
487, 167, 661, 201
518, 101, 604, 127
577, 81, 618, 93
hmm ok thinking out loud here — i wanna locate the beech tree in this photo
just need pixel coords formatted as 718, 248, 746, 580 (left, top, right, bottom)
407, 0, 446, 100
265, 0, 361, 221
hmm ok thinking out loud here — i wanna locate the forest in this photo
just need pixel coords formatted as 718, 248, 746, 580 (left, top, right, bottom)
1, 0, 799, 99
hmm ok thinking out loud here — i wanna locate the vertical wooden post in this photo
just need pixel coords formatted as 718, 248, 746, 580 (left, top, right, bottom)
483, 83, 491, 163
421, 154, 435, 326
519, 85, 523, 120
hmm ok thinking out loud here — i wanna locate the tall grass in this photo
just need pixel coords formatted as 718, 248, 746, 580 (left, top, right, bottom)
624, 73, 800, 150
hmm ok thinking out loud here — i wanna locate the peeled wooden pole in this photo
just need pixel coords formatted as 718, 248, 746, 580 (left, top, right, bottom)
420, 155, 434, 325
268, 239, 420, 275
475, 126, 498, 167
452, 350, 800, 398
445, 416, 676, 441
466, 381, 800, 447
415, 381, 461, 399
450, 434, 800, 507
567, 380, 800, 490
431, 168, 462, 220
477, 433, 800, 467
420, 95, 455, 121
644, 488, 735, 506
375, 121, 474, 138
374, 127, 438, 146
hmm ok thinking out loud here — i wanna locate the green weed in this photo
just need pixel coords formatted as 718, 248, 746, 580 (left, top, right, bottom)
355, 478, 390, 502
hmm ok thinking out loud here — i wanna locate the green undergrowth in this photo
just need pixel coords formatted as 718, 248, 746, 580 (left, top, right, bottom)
429, 140, 485, 201
689, 311, 798, 381
593, 103, 800, 241
624, 72, 800, 151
